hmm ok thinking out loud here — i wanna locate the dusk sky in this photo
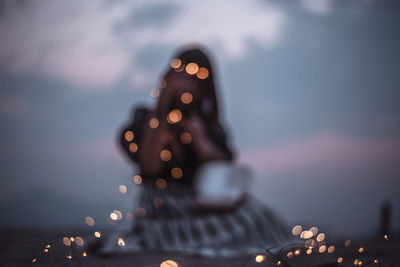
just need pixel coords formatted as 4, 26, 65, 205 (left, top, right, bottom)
1, 0, 399, 238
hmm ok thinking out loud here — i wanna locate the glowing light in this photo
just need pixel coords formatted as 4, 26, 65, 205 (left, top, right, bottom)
133, 175, 142, 184
32, 259, 37, 263
150, 88, 160, 98
255, 255, 265, 263
309, 227, 318, 236
294, 249, 301, 256
110, 212, 118, 221
327, 245, 335, 253
160, 259, 179, 267
344, 239, 351, 247
292, 225, 302, 236
185, 63, 199, 75
94, 231, 101, 238
153, 197, 164, 208
160, 150, 172, 161
136, 207, 146, 217
277, 261, 282, 265
180, 132, 192, 144
374, 259, 379, 263
304, 230, 313, 239
167, 109, 182, 124
170, 58, 181, 69
82, 251, 87, 257
113, 210, 123, 220
63, 237, 71, 246
45, 244, 50, 249
384, 234, 388, 240
319, 245, 326, 253
119, 185, 127, 194
156, 178, 167, 189
66, 255, 72, 260
44, 248, 48, 253
175, 64, 185, 72
358, 247, 364, 253
196, 67, 209, 79
117, 237, 125, 247
354, 259, 359, 265
171, 167, 183, 179
124, 131, 134, 142
85, 216, 95, 227
306, 249, 312, 254
70, 237, 75, 242
181, 92, 193, 104
316, 233, 325, 242
287, 251, 293, 258
75, 236, 84, 246
129, 142, 138, 153
126, 212, 134, 220
149, 117, 160, 129
358, 260, 362, 266
337, 257, 343, 263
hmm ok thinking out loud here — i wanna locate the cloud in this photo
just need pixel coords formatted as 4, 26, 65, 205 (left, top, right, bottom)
238, 133, 400, 178
0, 0, 286, 89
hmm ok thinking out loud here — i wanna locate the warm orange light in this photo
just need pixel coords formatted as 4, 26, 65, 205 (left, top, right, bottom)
75, 236, 84, 246
358, 247, 364, 253
62, 237, 71, 246
113, 210, 123, 220
160, 260, 179, 267
124, 131, 134, 142
66, 255, 72, 260
171, 167, 183, 179
129, 142, 138, 153
82, 251, 87, 257
344, 239, 351, 247
160, 150, 172, 161
319, 245, 326, 253
94, 231, 101, 238
110, 212, 118, 221
180, 132, 192, 144
185, 63, 199, 75
316, 233, 325, 242
287, 251, 293, 258
149, 117, 159, 129
327, 246, 335, 253
170, 58, 181, 69
133, 175, 142, 184
180, 92, 193, 104
196, 67, 209, 79
255, 255, 265, 263
292, 225, 302, 236
337, 257, 343, 263
294, 249, 301, 256
156, 178, 167, 189
167, 109, 182, 124
32, 259, 37, 263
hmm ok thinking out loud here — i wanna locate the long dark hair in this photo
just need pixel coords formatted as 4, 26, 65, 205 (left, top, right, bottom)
158, 46, 222, 132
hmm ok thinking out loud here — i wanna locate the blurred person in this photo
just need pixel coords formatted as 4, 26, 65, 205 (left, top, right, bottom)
101, 46, 290, 256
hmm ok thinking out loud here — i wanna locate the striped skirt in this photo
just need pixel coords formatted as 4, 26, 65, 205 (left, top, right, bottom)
101, 183, 291, 257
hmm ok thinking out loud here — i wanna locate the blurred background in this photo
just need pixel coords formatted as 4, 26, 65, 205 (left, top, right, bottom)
1, 0, 399, 239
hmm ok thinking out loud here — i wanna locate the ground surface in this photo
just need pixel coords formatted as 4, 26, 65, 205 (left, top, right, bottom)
1, 227, 399, 267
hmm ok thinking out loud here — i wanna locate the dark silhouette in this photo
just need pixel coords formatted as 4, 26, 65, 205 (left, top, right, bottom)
102, 46, 290, 256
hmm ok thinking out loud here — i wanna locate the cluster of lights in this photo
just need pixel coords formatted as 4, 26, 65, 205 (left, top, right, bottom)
170, 58, 209, 80
265, 225, 391, 266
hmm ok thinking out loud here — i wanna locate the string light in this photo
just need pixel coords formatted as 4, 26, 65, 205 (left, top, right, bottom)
180, 132, 192, 144
66, 255, 72, 260
32, 259, 37, 263
170, 58, 181, 69
75, 236, 84, 246
62, 237, 71, 246
358, 247, 364, 253
316, 233, 325, 242
85, 216, 94, 227
129, 142, 138, 153
292, 225, 302, 236
160, 259, 179, 267
133, 175, 142, 184
118, 184, 127, 194
149, 117, 159, 129
345, 239, 352, 247
255, 254, 265, 262
82, 251, 87, 257
94, 231, 101, 238
167, 109, 182, 124
319, 245, 326, 253
384, 235, 388, 240
327, 245, 335, 253
185, 63, 199, 75
287, 251, 293, 258
70, 237, 75, 242
124, 131, 134, 142
196, 67, 209, 79
118, 237, 125, 247
337, 257, 343, 263
180, 92, 193, 104
160, 150, 172, 161
171, 167, 183, 179
156, 178, 167, 189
